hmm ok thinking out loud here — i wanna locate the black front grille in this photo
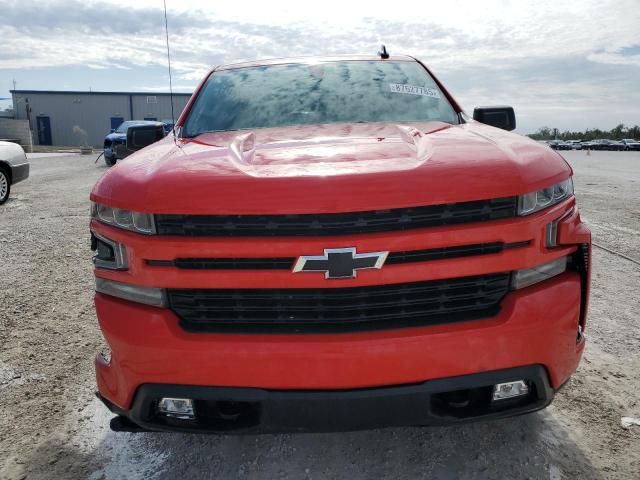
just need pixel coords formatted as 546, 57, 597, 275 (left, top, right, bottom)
155, 197, 517, 237
385, 242, 506, 265
148, 257, 294, 270
168, 273, 511, 333
148, 241, 530, 270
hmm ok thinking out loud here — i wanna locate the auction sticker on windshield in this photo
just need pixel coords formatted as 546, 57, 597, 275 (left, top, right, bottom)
389, 83, 441, 99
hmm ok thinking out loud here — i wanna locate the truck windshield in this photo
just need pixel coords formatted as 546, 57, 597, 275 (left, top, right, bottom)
115, 121, 135, 133
182, 61, 459, 137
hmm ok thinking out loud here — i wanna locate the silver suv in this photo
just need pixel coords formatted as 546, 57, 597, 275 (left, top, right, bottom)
0, 141, 29, 204
622, 139, 640, 151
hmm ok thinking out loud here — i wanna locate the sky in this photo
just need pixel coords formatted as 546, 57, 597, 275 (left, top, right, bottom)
1, 0, 639, 134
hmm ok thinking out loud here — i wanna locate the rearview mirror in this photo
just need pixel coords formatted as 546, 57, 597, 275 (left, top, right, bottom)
126, 124, 166, 152
473, 106, 516, 131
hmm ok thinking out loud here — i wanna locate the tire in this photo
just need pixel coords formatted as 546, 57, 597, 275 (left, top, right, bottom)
0, 167, 10, 205
105, 155, 117, 167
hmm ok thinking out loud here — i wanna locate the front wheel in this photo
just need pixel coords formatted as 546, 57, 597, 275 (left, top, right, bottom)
0, 167, 10, 205
104, 155, 116, 167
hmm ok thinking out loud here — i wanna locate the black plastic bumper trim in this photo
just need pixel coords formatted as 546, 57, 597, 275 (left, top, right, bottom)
10, 163, 29, 184
98, 365, 555, 434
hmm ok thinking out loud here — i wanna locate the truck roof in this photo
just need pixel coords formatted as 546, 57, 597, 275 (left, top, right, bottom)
216, 54, 417, 71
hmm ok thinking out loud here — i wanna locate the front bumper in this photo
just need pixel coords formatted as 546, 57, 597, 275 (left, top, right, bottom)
99, 365, 555, 433
93, 197, 590, 433
95, 271, 585, 413
10, 162, 29, 184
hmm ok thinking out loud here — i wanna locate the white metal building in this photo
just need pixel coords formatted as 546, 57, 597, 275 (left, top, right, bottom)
10, 90, 191, 147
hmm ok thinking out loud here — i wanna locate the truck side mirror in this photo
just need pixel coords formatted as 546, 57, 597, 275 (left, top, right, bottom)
473, 106, 516, 131
126, 124, 166, 152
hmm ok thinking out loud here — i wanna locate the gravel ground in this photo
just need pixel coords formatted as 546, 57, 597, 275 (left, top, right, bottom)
1, 150, 639, 480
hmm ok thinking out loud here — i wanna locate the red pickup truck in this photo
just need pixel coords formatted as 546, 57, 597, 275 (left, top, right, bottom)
90, 53, 591, 433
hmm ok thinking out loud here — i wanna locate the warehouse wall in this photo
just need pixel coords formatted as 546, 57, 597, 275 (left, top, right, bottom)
0, 119, 33, 152
131, 94, 186, 122
11, 91, 191, 147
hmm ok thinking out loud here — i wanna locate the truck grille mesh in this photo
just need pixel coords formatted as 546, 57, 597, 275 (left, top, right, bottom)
155, 197, 517, 237
167, 273, 511, 333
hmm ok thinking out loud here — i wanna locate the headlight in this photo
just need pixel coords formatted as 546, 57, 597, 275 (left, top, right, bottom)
517, 178, 574, 216
91, 202, 156, 234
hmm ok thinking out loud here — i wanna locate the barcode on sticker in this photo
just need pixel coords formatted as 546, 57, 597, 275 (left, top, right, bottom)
389, 84, 441, 99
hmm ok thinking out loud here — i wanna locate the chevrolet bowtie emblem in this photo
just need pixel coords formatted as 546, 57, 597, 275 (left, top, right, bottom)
292, 247, 389, 279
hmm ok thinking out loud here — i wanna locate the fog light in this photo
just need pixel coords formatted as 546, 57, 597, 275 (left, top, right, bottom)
98, 349, 111, 364
157, 398, 195, 419
492, 381, 529, 401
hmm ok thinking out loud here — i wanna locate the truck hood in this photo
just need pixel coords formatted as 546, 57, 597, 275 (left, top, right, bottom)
105, 132, 126, 142
91, 121, 571, 214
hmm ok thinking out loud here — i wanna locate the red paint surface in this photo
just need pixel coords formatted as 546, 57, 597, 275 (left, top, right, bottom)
91, 121, 571, 214
91, 56, 591, 411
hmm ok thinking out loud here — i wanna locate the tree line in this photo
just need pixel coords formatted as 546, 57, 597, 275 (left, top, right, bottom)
528, 124, 640, 141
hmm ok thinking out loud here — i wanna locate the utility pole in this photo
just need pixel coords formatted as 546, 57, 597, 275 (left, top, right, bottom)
11, 80, 17, 119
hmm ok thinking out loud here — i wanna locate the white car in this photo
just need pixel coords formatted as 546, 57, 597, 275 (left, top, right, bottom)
0, 141, 29, 204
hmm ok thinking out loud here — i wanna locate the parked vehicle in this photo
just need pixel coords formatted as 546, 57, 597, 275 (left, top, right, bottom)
609, 140, 626, 151
160, 119, 175, 134
590, 140, 606, 150
622, 139, 640, 151
90, 52, 591, 434
549, 140, 572, 150
589, 139, 624, 151
566, 140, 583, 150
103, 120, 166, 166
0, 140, 29, 204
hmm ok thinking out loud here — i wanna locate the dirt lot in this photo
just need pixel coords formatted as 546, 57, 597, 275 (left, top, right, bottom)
1, 150, 639, 479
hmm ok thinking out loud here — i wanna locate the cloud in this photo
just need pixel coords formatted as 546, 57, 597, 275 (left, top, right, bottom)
587, 51, 640, 66
1, 0, 639, 132
1, 0, 209, 34
135, 84, 195, 92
